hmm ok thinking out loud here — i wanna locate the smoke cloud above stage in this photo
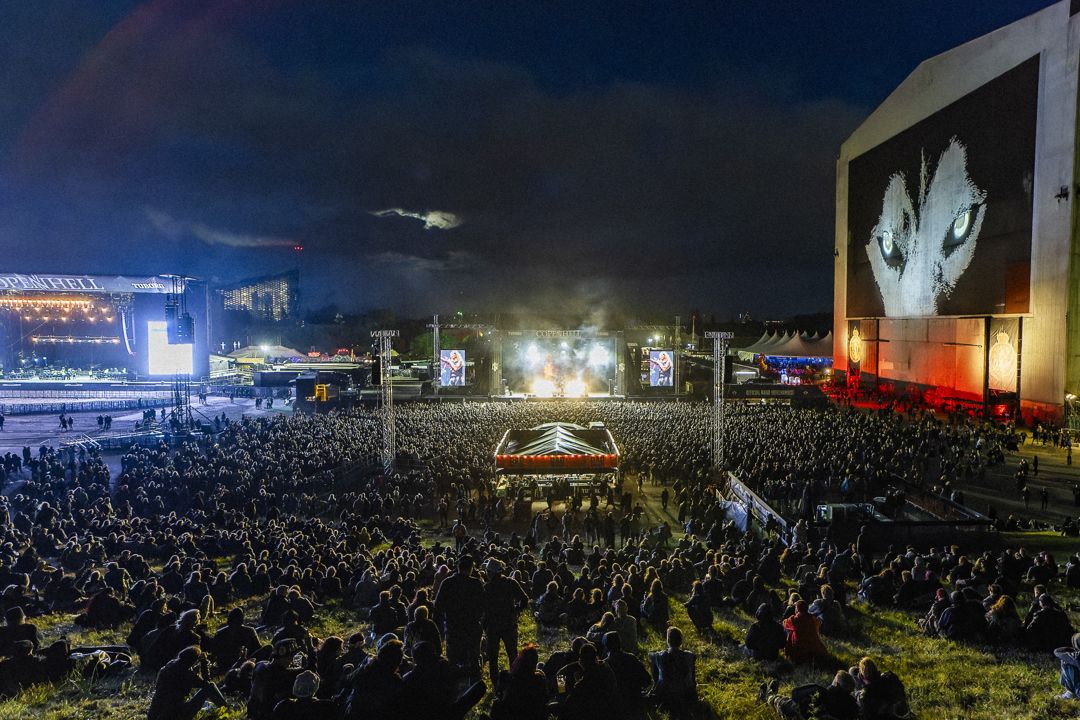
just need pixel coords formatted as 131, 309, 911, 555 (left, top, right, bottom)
0, 1, 1054, 316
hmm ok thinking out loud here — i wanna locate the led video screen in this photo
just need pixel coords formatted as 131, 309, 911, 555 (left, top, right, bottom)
647, 349, 674, 387
846, 55, 1037, 318
440, 349, 466, 386
503, 337, 614, 396
147, 320, 193, 375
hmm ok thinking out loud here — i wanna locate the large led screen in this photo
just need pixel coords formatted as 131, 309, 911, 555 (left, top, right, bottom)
147, 320, 193, 375
846, 55, 1037, 318
439, 349, 466, 386
648, 350, 674, 387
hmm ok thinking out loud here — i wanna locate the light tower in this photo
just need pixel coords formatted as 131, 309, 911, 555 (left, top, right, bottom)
705, 331, 733, 470
163, 274, 194, 430
371, 329, 399, 472
430, 314, 440, 392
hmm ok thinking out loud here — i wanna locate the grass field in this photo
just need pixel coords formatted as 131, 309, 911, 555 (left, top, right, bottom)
1, 565, 1078, 720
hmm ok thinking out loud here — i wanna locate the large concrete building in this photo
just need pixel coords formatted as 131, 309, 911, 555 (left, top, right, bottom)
217, 271, 299, 322
834, 0, 1079, 423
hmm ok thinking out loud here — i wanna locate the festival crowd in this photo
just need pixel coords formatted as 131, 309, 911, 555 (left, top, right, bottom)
0, 400, 1074, 719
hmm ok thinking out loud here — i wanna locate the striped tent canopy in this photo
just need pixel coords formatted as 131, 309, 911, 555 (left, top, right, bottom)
495, 422, 619, 474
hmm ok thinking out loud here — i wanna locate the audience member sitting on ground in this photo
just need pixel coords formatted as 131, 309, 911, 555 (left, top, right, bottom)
745, 603, 788, 664
784, 600, 829, 666
852, 656, 909, 719
147, 646, 226, 720
491, 645, 548, 720
270, 670, 339, 720
1054, 633, 1080, 701
649, 627, 698, 719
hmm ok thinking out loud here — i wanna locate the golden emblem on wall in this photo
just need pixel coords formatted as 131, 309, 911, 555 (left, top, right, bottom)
848, 328, 863, 365
988, 329, 1016, 391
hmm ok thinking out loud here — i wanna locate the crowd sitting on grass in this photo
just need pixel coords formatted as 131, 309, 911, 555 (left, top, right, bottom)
0, 401, 1075, 718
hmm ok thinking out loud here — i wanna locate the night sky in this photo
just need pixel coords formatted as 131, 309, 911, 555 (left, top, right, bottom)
0, 0, 1059, 319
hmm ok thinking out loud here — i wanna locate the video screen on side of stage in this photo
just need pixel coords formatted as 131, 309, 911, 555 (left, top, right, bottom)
147, 320, 193, 375
440, 349, 466, 386
647, 349, 674, 387
845, 55, 1037, 318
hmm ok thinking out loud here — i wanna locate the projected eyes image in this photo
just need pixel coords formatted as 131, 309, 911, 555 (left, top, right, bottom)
866, 137, 987, 316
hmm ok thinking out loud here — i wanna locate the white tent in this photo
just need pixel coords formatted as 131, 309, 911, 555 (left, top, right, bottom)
764, 332, 832, 358
739, 330, 775, 354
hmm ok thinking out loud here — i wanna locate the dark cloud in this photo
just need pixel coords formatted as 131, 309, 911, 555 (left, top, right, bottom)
0, 2, 875, 317
145, 207, 299, 249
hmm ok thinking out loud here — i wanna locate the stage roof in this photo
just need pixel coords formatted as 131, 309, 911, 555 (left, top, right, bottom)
495, 422, 619, 474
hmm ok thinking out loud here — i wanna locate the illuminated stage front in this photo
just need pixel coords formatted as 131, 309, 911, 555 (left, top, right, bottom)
499, 330, 622, 398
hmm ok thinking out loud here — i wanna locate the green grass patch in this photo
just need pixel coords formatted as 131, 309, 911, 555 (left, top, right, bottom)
3, 575, 1079, 719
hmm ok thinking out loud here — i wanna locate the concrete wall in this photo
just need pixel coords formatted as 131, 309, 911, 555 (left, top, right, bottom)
834, 0, 1079, 421
876, 318, 986, 398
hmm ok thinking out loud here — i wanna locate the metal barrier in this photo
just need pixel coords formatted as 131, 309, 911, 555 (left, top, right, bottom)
726, 473, 791, 543
0, 389, 172, 399
60, 434, 100, 452
0, 397, 173, 416
93, 431, 166, 450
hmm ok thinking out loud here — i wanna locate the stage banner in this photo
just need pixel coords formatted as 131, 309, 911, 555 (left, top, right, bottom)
0, 273, 174, 294
440, 349, 466, 386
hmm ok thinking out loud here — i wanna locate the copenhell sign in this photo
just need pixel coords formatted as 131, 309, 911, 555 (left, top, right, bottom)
0, 273, 174, 294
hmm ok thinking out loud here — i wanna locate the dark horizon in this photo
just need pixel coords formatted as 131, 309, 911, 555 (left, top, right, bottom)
0, 0, 1059, 319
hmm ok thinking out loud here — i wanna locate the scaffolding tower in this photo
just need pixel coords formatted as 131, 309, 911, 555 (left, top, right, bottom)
705, 331, 733, 470
371, 329, 399, 472
165, 275, 194, 430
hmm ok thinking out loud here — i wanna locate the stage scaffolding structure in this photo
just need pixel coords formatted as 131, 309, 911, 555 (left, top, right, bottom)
165, 275, 194, 430
372, 329, 399, 472
705, 331, 733, 470
426, 316, 495, 393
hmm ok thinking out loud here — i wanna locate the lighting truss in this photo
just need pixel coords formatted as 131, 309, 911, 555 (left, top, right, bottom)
371, 329, 399, 472
0, 297, 95, 310
31, 336, 121, 344
705, 331, 733, 470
